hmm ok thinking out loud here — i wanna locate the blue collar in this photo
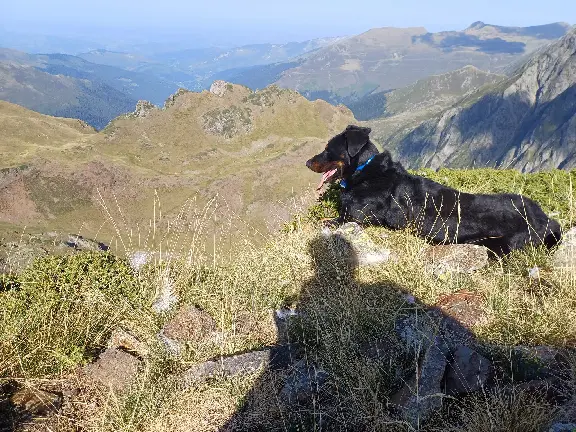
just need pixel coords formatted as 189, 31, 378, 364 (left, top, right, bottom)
340, 155, 375, 189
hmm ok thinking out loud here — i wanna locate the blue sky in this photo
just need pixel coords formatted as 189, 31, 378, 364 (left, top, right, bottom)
2, 0, 575, 45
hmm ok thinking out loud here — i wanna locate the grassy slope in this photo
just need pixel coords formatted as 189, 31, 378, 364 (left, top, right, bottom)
1, 166, 575, 431
0, 86, 355, 255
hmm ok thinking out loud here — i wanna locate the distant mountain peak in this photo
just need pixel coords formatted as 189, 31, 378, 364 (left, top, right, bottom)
467, 21, 487, 30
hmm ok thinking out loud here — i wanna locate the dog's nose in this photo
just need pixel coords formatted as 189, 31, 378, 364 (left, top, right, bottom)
306, 159, 312, 169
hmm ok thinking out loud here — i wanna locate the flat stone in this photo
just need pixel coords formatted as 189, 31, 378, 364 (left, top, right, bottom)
445, 345, 492, 395
163, 305, 216, 343
83, 348, 140, 392
181, 345, 299, 387
321, 222, 391, 266
435, 290, 489, 328
181, 350, 270, 386
10, 388, 62, 419
423, 244, 489, 276
279, 360, 328, 405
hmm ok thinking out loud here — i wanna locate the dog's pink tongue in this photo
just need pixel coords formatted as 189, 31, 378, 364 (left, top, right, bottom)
316, 169, 338, 190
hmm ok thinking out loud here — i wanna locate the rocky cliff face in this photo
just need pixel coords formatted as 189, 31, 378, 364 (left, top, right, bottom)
389, 28, 576, 172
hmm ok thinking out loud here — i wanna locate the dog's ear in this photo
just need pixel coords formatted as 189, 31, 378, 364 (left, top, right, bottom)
345, 125, 372, 157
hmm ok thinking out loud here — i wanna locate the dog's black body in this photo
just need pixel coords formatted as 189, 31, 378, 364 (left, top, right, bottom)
306, 125, 561, 255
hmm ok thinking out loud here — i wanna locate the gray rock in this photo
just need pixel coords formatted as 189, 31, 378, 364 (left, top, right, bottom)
66, 234, 108, 251
181, 350, 271, 386
445, 346, 491, 395
326, 222, 392, 266
158, 305, 218, 355
83, 348, 141, 392
391, 338, 448, 427
510, 345, 570, 381
395, 313, 439, 357
209, 80, 231, 97
549, 424, 576, 432
10, 388, 62, 419
422, 244, 489, 276
279, 360, 329, 405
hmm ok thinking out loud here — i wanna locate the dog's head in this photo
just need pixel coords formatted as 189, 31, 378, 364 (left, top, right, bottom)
306, 125, 376, 190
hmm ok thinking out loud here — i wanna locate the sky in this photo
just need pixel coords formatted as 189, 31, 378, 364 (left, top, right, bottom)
2, 0, 576, 46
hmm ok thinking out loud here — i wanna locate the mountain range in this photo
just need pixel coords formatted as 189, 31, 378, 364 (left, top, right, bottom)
0, 37, 346, 129
222, 22, 572, 104
377, 26, 576, 172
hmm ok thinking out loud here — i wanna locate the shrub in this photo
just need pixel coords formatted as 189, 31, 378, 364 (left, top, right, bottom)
0, 252, 153, 377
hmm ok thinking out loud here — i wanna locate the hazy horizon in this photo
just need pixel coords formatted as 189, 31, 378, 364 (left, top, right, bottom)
2, 0, 575, 51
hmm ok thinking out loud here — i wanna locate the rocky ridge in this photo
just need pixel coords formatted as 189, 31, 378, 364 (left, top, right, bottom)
387, 27, 576, 172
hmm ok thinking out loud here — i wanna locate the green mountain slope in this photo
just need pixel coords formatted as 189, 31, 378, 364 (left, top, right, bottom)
0, 83, 355, 248
0, 48, 186, 128
0, 62, 137, 130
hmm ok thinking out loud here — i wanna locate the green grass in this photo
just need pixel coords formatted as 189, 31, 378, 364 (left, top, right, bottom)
1, 167, 575, 431
0, 252, 156, 377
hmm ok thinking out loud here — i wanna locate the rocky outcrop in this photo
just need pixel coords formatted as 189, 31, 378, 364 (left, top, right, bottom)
131, 100, 157, 118
390, 28, 576, 172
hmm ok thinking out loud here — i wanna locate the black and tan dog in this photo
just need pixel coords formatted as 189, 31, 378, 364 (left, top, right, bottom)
306, 125, 561, 255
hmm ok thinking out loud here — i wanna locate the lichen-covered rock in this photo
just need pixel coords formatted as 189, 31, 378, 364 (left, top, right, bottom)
435, 290, 489, 328
83, 348, 140, 392
422, 244, 489, 276
323, 222, 392, 266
